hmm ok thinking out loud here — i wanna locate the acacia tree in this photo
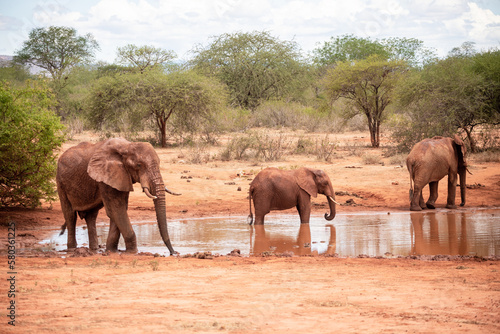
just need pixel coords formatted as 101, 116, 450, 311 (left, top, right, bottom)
87, 70, 227, 147
136, 70, 227, 146
116, 44, 177, 73
14, 26, 99, 94
395, 53, 499, 152
313, 34, 435, 68
322, 56, 407, 147
313, 34, 388, 66
190, 31, 307, 110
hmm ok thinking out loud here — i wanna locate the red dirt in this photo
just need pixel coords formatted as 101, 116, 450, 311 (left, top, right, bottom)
1, 131, 499, 333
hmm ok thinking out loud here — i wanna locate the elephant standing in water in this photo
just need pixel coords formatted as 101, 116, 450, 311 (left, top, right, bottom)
406, 135, 468, 211
57, 138, 180, 255
248, 167, 338, 225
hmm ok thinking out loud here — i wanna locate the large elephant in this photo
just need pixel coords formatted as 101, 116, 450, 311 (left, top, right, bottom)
406, 135, 468, 211
56, 138, 180, 255
247, 167, 338, 225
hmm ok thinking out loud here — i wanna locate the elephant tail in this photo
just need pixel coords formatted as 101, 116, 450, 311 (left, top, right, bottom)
247, 188, 254, 225
408, 164, 414, 201
59, 223, 67, 236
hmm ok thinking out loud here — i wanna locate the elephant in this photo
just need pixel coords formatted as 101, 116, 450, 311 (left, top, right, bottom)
56, 138, 180, 255
247, 167, 338, 225
406, 135, 468, 211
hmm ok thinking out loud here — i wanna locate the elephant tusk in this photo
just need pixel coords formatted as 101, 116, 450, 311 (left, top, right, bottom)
328, 196, 340, 205
165, 186, 182, 196
143, 187, 157, 200
466, 167, 473, 175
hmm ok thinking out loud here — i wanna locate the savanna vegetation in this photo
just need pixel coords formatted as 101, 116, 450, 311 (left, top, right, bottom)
1, 26, 499, 207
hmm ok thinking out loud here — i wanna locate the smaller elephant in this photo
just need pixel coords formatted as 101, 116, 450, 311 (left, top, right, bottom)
248, 167, 338, 225
406, 135, 468, 211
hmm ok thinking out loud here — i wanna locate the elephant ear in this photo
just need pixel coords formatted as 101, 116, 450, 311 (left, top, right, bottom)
87, 138, 134, 192
453, 135, 467, 167
296, 168, 318, 198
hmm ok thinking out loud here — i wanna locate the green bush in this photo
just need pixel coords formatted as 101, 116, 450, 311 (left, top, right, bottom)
0, 80, 65, 207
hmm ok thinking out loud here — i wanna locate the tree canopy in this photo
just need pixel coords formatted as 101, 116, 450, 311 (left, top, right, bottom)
190, 31, 308, 110
395, 51, 500, 152
87, 69, 227, 147
116, 44, 177, 73
322, 55, 407, 147
14, 26, 99, 93
313, 34, 436, 68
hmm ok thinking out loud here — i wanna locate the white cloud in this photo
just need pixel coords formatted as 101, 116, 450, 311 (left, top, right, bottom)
1, 0, 499, 60
467, 2, 500, 46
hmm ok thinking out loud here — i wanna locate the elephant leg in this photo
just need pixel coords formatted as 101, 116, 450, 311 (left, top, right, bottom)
64, 210, 78, 249
84, 207, 101, 250
253, 206, 268, 225
426, 182, 439, 209
410, 185, 425, 211
296, 202, 311, 224
253, 196, 270, 225
106, 219, 120, 252
59, 192, 78, 249
100, 185, 138, 252
446, 173, 458, 209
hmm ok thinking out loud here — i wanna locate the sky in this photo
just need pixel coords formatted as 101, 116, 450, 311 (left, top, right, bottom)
1, 0, 499, 63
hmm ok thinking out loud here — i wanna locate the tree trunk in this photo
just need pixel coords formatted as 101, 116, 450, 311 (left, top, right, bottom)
364, 111, 380, 148
463, 127, 477, 153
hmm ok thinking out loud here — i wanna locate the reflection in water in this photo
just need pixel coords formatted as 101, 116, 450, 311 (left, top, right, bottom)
251, 224, 336, 256
41, 209, 500, 257
411, 212, 469, 256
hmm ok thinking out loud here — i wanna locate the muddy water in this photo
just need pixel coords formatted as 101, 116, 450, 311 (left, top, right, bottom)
42, 209, 500, 257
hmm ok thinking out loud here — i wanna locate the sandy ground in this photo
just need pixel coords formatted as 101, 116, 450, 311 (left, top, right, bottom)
1, 131, 500, 333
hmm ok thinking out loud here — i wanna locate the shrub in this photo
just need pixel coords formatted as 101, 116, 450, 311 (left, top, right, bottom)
315, 135, 337, 162
472, 150, 500, 163
294, 137, 315, 155
0, 81, 65, 207
254, 131, 291, 161
220, 134, 257, 161
361, 153, 383, 165
186, 144, 212, 164
219, 130, 291, 162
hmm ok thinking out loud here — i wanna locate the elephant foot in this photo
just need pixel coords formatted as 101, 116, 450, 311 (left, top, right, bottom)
446, 204, 457, 209
410, 205, 423, 211
105, 246, 119, 253
426, 203, 436, 210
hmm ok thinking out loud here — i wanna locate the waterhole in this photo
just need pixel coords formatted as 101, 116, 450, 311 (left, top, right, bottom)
42, 209, 500, 257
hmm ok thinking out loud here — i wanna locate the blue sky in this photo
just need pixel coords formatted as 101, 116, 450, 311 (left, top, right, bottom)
1, 0, 499, 63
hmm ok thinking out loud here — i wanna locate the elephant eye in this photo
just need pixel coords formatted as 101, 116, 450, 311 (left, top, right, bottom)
136, 162, 142, 168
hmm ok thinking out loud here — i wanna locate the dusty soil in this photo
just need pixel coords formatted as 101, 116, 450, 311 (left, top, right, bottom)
1, 131, 500, 333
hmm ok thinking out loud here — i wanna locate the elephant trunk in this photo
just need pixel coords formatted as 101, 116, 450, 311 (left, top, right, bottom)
459, 168, 466, 206
324, 195, 337, 221
150, 168, 176, 255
